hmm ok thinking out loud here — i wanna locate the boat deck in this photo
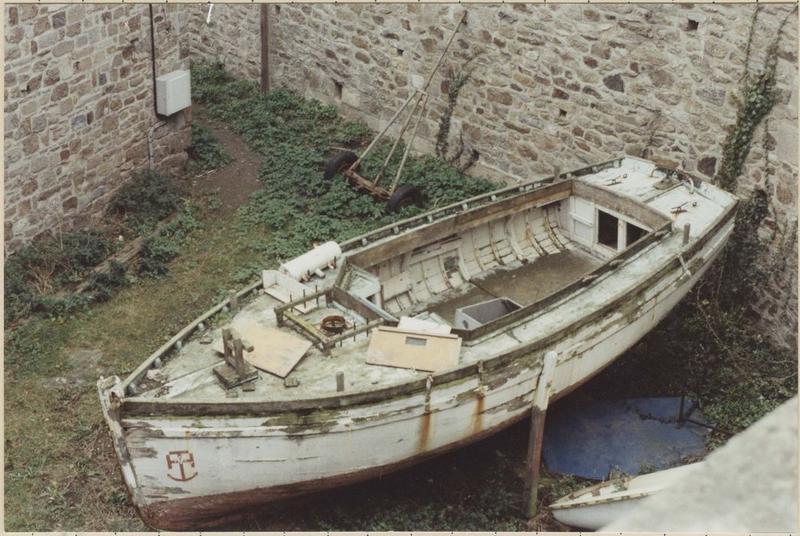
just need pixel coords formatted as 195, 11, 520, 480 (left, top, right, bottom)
135, 248, 600, 404
127, 157, 737, 407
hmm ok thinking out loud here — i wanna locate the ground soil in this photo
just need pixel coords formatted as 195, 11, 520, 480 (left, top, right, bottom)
190, 108, 263, 216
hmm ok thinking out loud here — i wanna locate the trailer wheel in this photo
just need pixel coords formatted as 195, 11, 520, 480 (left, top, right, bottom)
323, 151, 359, 181
386, 184, 423, 212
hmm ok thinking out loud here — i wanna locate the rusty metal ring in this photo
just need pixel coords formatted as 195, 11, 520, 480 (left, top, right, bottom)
321, 315, 347, 335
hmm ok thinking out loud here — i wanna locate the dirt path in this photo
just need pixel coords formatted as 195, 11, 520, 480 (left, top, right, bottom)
191, 109, 263, 216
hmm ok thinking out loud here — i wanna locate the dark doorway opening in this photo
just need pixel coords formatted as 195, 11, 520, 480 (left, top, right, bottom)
626, 222, 647, 247
598, 210, 619, 250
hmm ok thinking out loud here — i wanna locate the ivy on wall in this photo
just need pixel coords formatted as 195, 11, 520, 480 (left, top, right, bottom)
715, 6, 797, 193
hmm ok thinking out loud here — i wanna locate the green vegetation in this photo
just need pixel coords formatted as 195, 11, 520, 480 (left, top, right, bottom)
5, 218, 258, 530
4, 230, 115, 325
139, 200, 204, 276
192, 61, 495, 281
3, 169, 205, 328
107, 169, 181, 235
189, 123, 232, 173
3, 64, 501, 531
716, 6, 796, 192
435, 55, 481, 172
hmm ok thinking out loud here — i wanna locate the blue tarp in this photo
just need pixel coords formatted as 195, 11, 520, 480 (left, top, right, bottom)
542, 396, 710, 480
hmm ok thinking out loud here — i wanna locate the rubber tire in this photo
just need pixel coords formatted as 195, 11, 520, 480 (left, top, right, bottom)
323, 151, 358, 181
386, 184, 423, 213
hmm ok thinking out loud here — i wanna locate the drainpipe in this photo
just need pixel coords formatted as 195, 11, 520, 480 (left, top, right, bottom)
148, 3, 160, 116
147, 3, 167, 169
260, 4, 270, 92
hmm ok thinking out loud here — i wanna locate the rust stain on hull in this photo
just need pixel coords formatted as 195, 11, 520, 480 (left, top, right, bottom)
417, 410, 431, 452
472, 394, 485, 435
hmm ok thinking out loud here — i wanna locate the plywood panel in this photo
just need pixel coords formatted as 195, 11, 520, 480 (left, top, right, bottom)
366, 326, 461, 373
214, 319, 312, 378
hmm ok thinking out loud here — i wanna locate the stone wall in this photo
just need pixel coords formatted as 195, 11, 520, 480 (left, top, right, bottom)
187, 3, 262, 81
262, 3, 797, 349
5, 4, 797, 348
3, 3, 192, 252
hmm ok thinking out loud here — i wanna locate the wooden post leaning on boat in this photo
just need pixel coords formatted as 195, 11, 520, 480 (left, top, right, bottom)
214, 329, 258, 389
524, 351, 558, 519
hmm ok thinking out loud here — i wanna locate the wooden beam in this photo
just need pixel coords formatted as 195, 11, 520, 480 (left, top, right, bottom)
524, 351, 558, 518
260, 4, 270, 93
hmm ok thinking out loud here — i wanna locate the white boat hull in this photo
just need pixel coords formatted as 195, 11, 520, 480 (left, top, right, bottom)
100, 215, 733, 529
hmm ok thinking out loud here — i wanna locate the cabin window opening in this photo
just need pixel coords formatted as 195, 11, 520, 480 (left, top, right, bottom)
686, 19, 699, 31
626, 222, 647, 247
405, 336, 428, 347
597, 210, 619, 249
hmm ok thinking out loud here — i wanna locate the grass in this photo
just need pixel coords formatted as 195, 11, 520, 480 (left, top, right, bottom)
4, 217, 261, 530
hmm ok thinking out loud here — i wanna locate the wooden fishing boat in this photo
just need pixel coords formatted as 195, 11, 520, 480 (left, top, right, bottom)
98, 156, 737, 529
549, 462, 703, 530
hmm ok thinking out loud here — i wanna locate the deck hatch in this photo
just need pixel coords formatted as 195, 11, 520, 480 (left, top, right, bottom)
455, 297, 522, 330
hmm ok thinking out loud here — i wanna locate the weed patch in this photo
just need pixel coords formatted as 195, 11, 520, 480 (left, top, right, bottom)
189, 123, 232, 173
139, 201, 204, 276
191, 61, 495, 281
107, 169, 180, 235
4, 230, 113, 325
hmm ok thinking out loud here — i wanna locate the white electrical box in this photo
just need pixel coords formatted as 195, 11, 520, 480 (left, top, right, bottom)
156, 70, 191, 116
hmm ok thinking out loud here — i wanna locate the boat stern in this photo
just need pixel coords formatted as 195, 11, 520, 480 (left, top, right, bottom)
97, 375, 154, 525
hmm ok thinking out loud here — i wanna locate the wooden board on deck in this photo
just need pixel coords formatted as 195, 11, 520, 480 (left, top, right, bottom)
214, 319, 312, 378
366, 326, 461, 373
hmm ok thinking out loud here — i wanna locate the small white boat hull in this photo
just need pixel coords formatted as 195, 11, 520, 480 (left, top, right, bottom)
551, 463, 703, 531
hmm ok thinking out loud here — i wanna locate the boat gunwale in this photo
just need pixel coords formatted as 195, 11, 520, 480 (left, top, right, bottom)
116, 195, 738, 418
111, 156, 678, 395
337, 154, 684, 255
343, 177, 672, 270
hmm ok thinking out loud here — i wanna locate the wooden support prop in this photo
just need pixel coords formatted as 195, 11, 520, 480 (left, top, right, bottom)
524, 351, 558, 519
389, 92, 430, 193
682, 223, 691, 246
228, 290, 239, 312
336, 371, 345, 392
374, 90, 423, 186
